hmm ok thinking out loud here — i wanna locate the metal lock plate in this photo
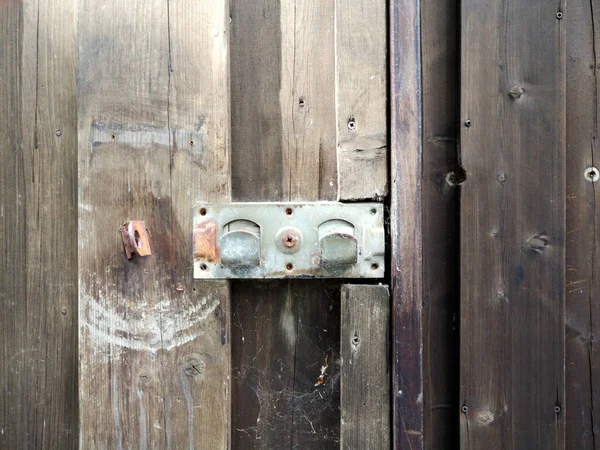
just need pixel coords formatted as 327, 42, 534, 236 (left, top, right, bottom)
193, 202, 385, 279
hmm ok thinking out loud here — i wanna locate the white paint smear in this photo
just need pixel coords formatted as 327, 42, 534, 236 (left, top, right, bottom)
81, 291, 220, 353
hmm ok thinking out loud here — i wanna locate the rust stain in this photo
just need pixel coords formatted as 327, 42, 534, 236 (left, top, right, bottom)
194, 219, 219, 263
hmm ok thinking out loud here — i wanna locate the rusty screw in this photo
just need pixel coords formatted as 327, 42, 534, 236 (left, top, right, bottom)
282, 232, 299, 249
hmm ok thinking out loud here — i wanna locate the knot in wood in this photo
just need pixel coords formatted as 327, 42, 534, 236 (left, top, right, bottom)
182, 355, 205, 377
527, 233, 549, 253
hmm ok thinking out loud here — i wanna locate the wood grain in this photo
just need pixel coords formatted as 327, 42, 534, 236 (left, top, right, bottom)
77, 0, 231, 447
0, 0, 78, 448
231, 281, 341, 449
421, 0, 461, 447
340, 285, 391, 450
390, 0, 424, 448
336, 0, 387, 201
229, 1, 343, 448
460, 1, 566, 448
565, 1, 600, 448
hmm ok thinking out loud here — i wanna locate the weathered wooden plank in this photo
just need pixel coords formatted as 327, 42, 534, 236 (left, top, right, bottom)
340, 284, 391, 450
336, 0, 387, 201
230, 0, 337, 203
77, 0, 230, 447
231, 281, 341, 449
0, 0, 78, 448
390, 0, 424, 448
229, 1, 342, 448
421, 0, 461, 447
460, 1, 566, 448
565, 1, 600, 448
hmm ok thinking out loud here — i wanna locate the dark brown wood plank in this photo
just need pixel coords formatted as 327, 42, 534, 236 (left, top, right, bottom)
420, 0, 461, 447
0, 1, 78, 448
229, 1, 344, 448
460, 1, 566, 448
77, 0, 231, 447
390, 0, 424, 448
565, 1, 600, 448
340, 284, 391, 450
231, 281, 341, 449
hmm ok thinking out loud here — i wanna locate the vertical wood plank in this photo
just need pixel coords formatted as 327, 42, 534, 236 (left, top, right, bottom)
1, 0, 78, 448
565, 1, 600, 448
229, 1, 343, 448
340, 285, 391, 450
231, 281, 341, 449
460, 1, 566, 449
77, 0, 231, 447
420, 0, 461, 447
336, 0, 387, 201
390, 0, 424, 448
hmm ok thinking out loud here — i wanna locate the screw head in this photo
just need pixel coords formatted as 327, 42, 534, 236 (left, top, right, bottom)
55, 129, 62, 136
275, 227, 303, 254
556, 11, 563, 19
347, 118, 356, 131
585, 166, 599, 182
464, 119, 472, 127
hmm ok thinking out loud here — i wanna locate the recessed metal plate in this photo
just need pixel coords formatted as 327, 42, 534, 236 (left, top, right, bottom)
193, 202, 385, 279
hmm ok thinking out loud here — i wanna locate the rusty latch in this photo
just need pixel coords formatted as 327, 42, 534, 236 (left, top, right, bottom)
119, 220, 152, 260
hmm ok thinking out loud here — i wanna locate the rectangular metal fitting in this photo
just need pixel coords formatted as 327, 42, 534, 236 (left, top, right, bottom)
193, 202, 385, 279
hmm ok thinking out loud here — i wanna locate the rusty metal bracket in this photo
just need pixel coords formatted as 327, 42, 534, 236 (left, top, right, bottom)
193, 203, 385, 279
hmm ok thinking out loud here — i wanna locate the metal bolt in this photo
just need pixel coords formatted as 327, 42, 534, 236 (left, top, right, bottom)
347, 118, 356, 131
461, 405, 468, 414
55, 129, 62, 136
585, 166, 599, 182
556, 11, 563, 19
352, 335, 359, 346
554, 405, 561, 413
464, 119, 472, 127
497, 172, 507, 183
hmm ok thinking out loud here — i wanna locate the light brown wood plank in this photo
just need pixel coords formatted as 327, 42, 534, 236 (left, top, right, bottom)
460, 1, 566, 448
1, 0, 78, 447
77, 0, 230, 447
421, 0, 460, 447
336, 0, 387, 201
565, 1, 600, 448
340, 284, 390, 450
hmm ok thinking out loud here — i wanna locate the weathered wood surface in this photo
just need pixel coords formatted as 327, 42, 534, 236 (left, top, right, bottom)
390, 0, 424, 448
229, 1, 345, 448
0, 0, 78, 448
336, 0, 387, 201
460, 1, 566, 448
421, 0, 460, 447
565, 1, 600, 448
77, 0, 231, 448
231, 281, 341, 448
340, 285, 391, 450
230, 0, 337, 202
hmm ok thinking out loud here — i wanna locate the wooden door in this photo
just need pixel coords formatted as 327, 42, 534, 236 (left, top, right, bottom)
76, 1, 392, 448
